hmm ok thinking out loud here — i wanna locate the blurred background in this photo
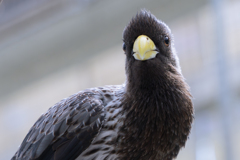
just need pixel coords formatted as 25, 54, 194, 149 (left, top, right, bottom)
0, 0, 239, 159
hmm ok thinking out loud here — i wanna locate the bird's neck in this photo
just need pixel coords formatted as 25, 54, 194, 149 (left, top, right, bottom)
124, 68, 191, 114
125, 69, 170, 100
124, 75, 175, 113
118, 69, 193, 159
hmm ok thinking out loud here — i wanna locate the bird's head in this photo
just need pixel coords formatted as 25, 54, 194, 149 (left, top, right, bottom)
123, 10, 182, 92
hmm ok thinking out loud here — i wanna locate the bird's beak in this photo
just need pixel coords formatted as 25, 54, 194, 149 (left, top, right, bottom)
133, 35, 158, 61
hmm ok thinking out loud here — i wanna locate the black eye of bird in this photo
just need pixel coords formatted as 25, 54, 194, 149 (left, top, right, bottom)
122, 43, 126, 52
164, 36, 169, 47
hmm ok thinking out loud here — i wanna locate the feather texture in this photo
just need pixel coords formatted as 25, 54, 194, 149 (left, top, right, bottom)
12, 88, 109, 160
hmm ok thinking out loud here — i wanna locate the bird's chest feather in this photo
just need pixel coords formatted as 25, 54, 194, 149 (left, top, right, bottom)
117, 91, 193, 160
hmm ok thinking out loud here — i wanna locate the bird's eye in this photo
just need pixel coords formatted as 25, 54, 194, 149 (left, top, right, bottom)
122, 43, 126, 52
164, 36, 169, 47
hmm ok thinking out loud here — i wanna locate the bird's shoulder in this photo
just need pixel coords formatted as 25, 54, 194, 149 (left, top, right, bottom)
12, 85, 124, 160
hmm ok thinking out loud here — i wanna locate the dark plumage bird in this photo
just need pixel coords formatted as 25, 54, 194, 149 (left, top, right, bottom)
12, 10, 193, 160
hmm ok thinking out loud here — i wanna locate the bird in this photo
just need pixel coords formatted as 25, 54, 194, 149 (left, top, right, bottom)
12, 10, 194, 160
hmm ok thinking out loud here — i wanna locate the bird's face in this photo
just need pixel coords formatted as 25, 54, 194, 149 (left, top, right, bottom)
123, 10, 180, 90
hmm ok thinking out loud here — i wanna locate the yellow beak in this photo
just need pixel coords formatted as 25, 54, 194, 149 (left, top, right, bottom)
133, 35, 158, 61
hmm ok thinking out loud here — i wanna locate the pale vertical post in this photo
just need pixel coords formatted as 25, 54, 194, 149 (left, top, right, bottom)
211, 0, 233, 159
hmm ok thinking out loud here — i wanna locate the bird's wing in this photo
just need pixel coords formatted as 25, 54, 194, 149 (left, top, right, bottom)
12, 90, 106, 160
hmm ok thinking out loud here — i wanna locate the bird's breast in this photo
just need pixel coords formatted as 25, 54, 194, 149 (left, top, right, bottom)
115, 90, 193, 160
